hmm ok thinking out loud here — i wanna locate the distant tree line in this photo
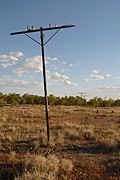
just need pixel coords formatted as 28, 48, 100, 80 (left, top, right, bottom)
0, 92, 120, 107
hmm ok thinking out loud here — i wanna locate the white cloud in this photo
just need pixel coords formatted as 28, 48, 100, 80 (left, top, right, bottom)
62, 61, 66, 64
0, 62, 17, 68
49, 57, 58, 61
53, 66, 58, 70
0, 51, 24, 62
87, 86, 120, 99
14, 55, 58, 75
97, 86, 120, 90
92, 70, 99, 74
0, 54, 16, 62
69, 64, 73, 67
106, 73, 112, 78
85, 70, 104, 81
59, 69, 70, 73
0, 51, 24, 68
9, 51, 24, 58
90, 74, 104, 80
84, 78, 89, 82
48, 72, 77, 86
0, 76, 41, 88
50, 64, 59, 70
0, 51, 77, 89
14, 55, 43, 75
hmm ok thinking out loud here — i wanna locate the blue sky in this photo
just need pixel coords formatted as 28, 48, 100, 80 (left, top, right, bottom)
0, 0, 120, 99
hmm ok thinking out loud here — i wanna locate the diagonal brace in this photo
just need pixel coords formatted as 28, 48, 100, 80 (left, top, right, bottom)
24, 33, 41, 45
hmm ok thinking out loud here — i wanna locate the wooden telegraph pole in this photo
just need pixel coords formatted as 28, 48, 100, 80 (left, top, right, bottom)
10, 24, 75, 142
40, 27, 49, 141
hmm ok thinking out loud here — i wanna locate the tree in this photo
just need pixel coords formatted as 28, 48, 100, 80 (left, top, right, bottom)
113, 99, 120, 106
67, 96, 76, 106
48, 94, 57, 105
60, 97, 68, 105
87, 97, 99, 107
23, 94, 35, 104
34, 95, 44, 105
0, 92, 3, 99
7, 93, 22, 105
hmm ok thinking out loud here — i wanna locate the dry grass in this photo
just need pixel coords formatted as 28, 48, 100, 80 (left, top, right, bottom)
9, 151, 16, 163
96, 127, 120, 150
0, 105, 119, 179
15, 154, 73, 180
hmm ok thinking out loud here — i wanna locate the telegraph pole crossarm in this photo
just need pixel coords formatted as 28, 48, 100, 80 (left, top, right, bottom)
10, 24, 75, 142
10, 24, 75, 35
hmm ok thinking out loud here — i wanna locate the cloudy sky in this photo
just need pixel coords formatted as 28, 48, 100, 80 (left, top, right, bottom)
0, 0, 120, 99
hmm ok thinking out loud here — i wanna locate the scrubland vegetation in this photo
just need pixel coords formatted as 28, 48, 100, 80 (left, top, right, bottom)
1, 92, 120, 107
0, 104, 119, 179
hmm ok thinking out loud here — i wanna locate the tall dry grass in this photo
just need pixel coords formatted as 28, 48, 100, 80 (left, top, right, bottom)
15, 154, 73, 180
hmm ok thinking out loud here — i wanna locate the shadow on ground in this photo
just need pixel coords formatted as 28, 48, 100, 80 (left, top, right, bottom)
103, 158, 120, 178
60, 143, 120, 154
0, 163, 24, 180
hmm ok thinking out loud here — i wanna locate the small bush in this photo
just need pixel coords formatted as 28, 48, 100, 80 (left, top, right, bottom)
97, 128, 120, 150
59, 158, 73, 175
9, 151, 16, 163
99, 137, 118, 150
15, 154, 73, 180
79, 125, 95, 140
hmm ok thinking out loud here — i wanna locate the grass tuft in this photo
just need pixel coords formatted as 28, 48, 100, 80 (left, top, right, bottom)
15, 154, 73, 180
